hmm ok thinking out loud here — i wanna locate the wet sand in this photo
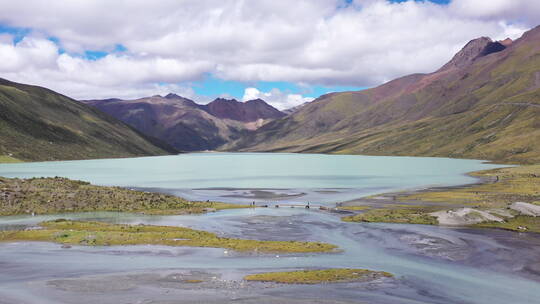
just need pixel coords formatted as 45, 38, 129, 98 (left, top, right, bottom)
136, 186, 395, 205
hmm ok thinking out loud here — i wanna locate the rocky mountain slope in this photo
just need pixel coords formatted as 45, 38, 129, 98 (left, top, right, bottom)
0, 78, 176, 162
202, 98, 285, 122
228, 26, 540, 164
83, 95, 285, 151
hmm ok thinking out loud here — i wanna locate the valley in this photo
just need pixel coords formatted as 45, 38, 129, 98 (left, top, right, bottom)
0, 17, 539, 304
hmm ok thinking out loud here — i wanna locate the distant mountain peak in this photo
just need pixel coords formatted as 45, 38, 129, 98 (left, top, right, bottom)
500, 38, 513, 47
165, 93, 183, 99
245, 98, 266, 104
439, 36, 508, 71
212, 97, 240, 103
203, 97, 285, 122
99, 98, 122, 103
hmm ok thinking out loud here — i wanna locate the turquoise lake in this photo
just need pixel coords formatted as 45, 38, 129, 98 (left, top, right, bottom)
0, 152, 505, 204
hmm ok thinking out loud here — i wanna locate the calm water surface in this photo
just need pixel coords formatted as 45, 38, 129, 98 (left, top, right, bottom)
0, 153, 504, 203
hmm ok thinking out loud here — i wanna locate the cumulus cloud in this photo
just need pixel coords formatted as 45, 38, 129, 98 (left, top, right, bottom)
242, 87, 315, 110
0, 36, 200, 100
449, 0, 540, 23
0, 0, 536, 104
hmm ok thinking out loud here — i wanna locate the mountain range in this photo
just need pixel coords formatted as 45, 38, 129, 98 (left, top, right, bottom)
1, 26, 539, 164
82, 95, 285, 151
227, 26, 540, 164
0, 78, 175, 162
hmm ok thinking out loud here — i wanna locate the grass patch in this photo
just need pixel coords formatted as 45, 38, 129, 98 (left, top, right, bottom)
182, 279, 203, 284
474, 215, 540, 233
342, 208, 438, 225
0, 155, 22, 163
402, 165, 540, 209
0, 176, 249, 216
244, 268, 393, 284
0, 220, 338, 253
341, 165, 540, 233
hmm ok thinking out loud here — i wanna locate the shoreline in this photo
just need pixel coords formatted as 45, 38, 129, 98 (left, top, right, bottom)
339, 173, 498, 209
1, 156, 538, 234
340, 164, 540, 233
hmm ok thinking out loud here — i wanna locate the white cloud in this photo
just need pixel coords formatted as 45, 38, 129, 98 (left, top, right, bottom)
0, 33, 13, 44
242, 87, 314, 110
0, 37, 58, 72
0, 35, 210, 99
0, 0, 536, 99
450, 0, 540, 23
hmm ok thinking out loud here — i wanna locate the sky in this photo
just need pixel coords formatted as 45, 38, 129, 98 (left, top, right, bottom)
0, 0, 537, 110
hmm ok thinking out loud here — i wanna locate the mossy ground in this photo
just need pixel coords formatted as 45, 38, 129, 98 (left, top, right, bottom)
342, 207, 439, 225
403, 165, 540, 208
343, 165, 540, 233
244, 269, 393, 284
0, 155, 22, 163
0, 176, 246, 216
0, 220, 338, 253
474, 215, 540, 233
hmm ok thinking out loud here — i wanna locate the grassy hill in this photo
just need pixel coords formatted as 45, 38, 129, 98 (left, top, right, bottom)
0, 78, 176, 162
229, 26, 540, 164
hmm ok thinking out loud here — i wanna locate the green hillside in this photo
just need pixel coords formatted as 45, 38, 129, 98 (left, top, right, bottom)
0, 78, 176, 162
228, 26, 540, 164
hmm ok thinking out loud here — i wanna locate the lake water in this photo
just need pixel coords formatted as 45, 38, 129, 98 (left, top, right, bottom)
0, 153, 504, 204
1, 153, 538, 304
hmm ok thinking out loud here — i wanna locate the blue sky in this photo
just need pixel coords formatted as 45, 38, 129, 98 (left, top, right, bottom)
0, 0, 532, 109
191, 76, 365, 100
0, 24, 29, 43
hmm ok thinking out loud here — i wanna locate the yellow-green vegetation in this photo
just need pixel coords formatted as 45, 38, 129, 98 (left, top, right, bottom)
0, 155, 22, 163
336, 206, 370, 211
0, 220, 338, 253
474, 215, 540, 233
243, 268, 393, 284
402, 165, 540, 208
183, 279, 203, 284
342, 208, 438, 225
357, 165, 540, 232
0, 176, 246, 216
